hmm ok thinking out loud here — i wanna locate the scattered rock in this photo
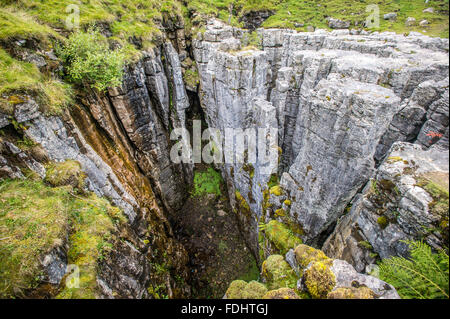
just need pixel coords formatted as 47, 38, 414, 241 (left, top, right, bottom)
423, 7, 435, 14
324, 142, 449, 272
327, 18, 350, 29
0, 113, 9, 129
14, 98, 40, 123
217, 209, 226, 216
420, 19, 430, 27
383, 13, 397, 21
239, 10, 274, 30
405, 17, 417, 26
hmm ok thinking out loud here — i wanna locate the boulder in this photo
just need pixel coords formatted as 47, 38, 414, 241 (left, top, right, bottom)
327, 18, 350, 29
405, 17, 417, 26
383, 13, 397, 21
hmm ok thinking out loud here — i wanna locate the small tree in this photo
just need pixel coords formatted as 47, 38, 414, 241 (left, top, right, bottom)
57, 29, 126, 92
379, 240, 449, 299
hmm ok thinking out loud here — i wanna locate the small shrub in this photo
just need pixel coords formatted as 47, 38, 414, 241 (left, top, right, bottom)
57, 29, 126, 92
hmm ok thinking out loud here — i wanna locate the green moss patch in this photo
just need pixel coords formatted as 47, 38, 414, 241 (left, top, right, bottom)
225, 279, 267, 299
0, 179, 69, 297
261, 254, 297, 290
269, 185, 282, 196
263, 287, 300, 299
263, 220, 302, 255
192, 167, 223, 197
294, 244, 330, 269
0, 48, 72, 115
45, 160, 86, 190
303, 260, 336, 299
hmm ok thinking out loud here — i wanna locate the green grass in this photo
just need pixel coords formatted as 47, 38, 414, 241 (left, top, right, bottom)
0, 175, 125, 298
0, 0, 183, 45
187, 0, 449, 38
0, 7, 60, 44
0, 179, 70, 297
0, 48, 72, 115
56, 193, 123, 299
191, 167, 223, 197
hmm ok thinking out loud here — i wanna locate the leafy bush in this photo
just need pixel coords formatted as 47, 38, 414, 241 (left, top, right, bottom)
379, 241, 449, 299
57, 30, 126, 91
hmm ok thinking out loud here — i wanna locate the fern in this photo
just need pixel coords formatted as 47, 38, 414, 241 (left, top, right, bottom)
379, 240, 449, 299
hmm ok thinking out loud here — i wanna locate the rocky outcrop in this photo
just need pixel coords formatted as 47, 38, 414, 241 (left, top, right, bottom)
323, 141, 449, 273
240, 10, 275, 30
193, 20, 449, 252
0, 40, 194, 298
225, 244, 400, 299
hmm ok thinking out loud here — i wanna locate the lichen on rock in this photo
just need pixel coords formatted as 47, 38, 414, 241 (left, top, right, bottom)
225, 280, 268, 299
295, 244, 330, 269
327, 286, 376, 299
264, 220, 302, 255
263, 287, 300, 299
303, 260, 336, 299
261, 255, 298, 290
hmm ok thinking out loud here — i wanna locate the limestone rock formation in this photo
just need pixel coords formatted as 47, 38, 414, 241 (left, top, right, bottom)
193, 19, 449, 253
323, 141, 449, 273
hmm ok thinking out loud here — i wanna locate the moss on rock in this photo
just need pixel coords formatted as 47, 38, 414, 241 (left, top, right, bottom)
225, 280, 247, 298
303, 260, 336, 299
377, 215, 389, 229
327, 286, 376, 299
45, 160, 86, 190
225, 280, 268, 299
264, 220, 302, 255
261, 255, 297, 290
242, 281, 268, 299
294, 244, 330, 269
274, 208, 285, 217
269, 185, 282, 196
263, 287, 300, 299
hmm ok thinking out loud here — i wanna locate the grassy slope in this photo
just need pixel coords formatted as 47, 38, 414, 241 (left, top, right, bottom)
188, 0, 449, 37
0, 177, 125, 298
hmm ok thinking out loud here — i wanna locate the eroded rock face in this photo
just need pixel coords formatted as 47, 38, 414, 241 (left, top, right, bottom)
193, 19, 449, 250
323, 142, 449, 273
0, 41, 193, 298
